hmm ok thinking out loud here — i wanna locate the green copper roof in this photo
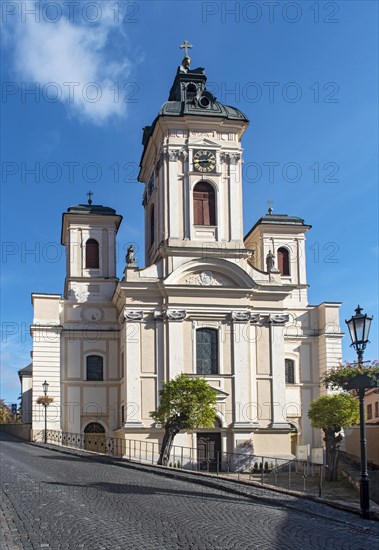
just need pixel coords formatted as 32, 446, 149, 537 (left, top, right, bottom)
66, 204, 117, 216
162, 65, 248, 121
140, 63, 249, 166
157, 100, 247, 120
245, 213, 311, 240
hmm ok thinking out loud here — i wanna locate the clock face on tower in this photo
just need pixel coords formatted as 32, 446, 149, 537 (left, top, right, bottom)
193, 150, 216, 173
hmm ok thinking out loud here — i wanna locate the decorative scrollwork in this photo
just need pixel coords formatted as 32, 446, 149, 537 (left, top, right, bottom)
232, 311, 252, 322
185, 271, 229, 286
220, 152, 241, 164
166, 149, 180, 161
124, 310, 143, 321
232, 311, 261, 323
166, 310, 186, 321
269, 314, 290, 324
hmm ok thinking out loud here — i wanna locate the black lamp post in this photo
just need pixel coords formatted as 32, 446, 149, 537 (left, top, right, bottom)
42, 380, 49, 444
345, 305, 373, 520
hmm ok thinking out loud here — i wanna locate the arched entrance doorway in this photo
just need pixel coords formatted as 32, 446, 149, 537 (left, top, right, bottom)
197, 419, 222, 472
83, 422, 106, 453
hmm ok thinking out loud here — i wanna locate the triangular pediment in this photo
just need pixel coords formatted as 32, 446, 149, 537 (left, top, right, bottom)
208, 385, 229, 401
191, 138, 219, 147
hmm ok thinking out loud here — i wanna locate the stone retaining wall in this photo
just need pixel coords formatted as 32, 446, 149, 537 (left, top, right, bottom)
0, 423, 32, 440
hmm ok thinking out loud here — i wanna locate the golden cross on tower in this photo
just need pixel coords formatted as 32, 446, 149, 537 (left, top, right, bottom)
87, 190, 93, 205
180, 39, 193, 58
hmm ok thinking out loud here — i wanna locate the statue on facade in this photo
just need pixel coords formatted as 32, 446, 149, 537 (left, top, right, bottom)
266, 250, 276, 272
125, 245, 137, 267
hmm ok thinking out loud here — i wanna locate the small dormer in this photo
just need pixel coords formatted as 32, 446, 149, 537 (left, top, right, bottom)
244, 211, 311, 288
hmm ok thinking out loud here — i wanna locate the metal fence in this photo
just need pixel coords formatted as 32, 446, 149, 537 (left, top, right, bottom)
40, 430, 327, 496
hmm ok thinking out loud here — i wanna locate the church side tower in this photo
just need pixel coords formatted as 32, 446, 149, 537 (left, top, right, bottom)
244, 211, 311, 305
138, 46, 249, 271
61, 198, 122, 302
31, 197, 123, 440
58, 198, 122, 435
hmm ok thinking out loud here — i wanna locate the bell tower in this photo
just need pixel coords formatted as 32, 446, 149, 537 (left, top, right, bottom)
138, 44, 249, 270
61, 193, 122, 302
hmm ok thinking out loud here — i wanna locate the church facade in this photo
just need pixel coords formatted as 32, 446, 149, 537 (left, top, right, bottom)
24, 50, 343, 460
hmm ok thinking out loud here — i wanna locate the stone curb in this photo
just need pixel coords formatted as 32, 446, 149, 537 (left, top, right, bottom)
30, 440, 379, 525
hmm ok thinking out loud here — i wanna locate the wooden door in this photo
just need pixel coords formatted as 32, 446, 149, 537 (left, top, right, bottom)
197, 433, 221, 472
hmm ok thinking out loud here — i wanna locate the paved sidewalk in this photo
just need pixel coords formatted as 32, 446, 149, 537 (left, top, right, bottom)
31, 439, 379, 524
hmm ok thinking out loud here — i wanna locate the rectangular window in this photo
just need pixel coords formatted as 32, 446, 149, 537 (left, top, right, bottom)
367, 404, 373, 420
196, 328, 218, 375
86, 355, 103, 381
375, 402, 378, 418
285, 359, 295, 384
121, 405, 125, 424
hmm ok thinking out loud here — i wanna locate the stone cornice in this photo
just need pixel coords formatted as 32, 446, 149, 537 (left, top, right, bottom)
30, 324, 63, 334
158, 244, 252, 259
118, 309, 297, 326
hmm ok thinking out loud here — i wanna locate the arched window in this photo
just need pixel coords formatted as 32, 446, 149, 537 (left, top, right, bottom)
84, 422, 105, 434
277, 247, 290, 276
86, 239, 99, 269
150, 206, 155, 247
285, 359, 295, 384
186, 83, 197, 101
196, 328, 218, 375
193, 182, 216, 226
86, 355, 103, 381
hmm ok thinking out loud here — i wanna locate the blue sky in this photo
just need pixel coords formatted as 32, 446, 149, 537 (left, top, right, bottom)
1, 1, 378, 404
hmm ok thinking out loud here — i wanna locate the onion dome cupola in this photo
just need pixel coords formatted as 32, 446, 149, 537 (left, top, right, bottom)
140, 41, 249, 159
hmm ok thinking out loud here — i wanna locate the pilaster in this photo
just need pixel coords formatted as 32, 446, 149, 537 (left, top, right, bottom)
269, 315, 291, 428
122, 315, 143, 427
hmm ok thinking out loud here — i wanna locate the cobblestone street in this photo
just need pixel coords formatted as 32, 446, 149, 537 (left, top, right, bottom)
1, 432, 379, 550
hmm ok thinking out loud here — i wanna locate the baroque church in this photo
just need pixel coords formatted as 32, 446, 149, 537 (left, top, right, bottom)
20, 46, 342, 461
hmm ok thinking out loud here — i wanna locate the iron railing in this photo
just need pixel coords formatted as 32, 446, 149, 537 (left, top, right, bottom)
37, 430, 330, 497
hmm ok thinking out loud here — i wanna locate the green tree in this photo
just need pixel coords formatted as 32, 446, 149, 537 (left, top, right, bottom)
150, 374, 218, 466
308, 394, 359, 481
0, 400, 12, 424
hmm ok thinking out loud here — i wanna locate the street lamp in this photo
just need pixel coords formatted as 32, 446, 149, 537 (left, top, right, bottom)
345, 305, 373, 520
42, 380, 49, 444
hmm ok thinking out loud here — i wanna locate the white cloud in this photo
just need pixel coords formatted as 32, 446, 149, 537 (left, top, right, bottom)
9, 1, 133, 125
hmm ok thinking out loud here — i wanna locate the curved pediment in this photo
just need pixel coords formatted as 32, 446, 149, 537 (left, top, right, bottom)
164, 258, 255, 288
